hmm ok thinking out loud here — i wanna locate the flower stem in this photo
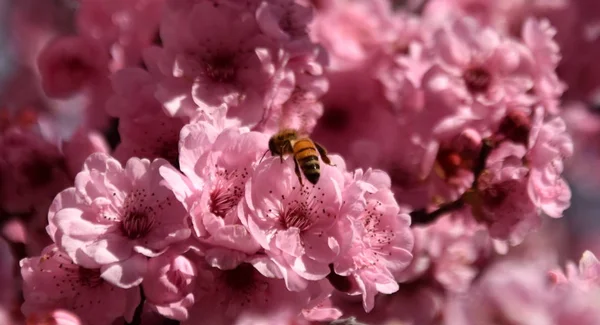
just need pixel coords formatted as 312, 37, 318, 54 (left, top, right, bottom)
410, 138, 495, 226
127, 287, 146, 325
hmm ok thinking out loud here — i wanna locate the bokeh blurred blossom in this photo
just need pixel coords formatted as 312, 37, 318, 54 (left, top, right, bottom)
0, 0, 599, 324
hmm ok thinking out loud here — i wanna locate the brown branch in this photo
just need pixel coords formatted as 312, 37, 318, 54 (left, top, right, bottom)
410, 138, 496, 226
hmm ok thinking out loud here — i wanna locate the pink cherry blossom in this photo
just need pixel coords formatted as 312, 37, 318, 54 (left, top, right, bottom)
334, 169, 414, 311
143, 248, 196, 321
465, 141, 539, 243
526, 107, 573, 218
161, 123, 268, 268
240, 155, 350, 290
423, 17, 534, 131
48, 153, 190, 288
445, 260, 600, 325
20, 244, 140, 325
75, 0, 165, 69
397, 214, 495, 293
309, 0, 396, 70
549, 250, 600, 291
184, 255, 312, 325
37, 36, 109, 99
157, 1, 273, 121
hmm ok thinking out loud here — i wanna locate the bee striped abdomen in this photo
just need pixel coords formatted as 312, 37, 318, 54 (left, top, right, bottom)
294, 139, 321, 184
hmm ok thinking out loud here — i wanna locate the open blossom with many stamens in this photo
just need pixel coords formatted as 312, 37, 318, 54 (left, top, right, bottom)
240, 155, 351, 291
20, 245, 139, 325
47, 153, 190, 288
334, 169, 414, 312
161, 121, 268, 269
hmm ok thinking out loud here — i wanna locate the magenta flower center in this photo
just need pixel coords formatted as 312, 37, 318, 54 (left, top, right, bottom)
77, 267, 103, 288
209, 169, 247, 218
203, 53, 237, 83
463, 66, 492, 93
280, 203, 313, 231
482, 183, 509, 207
121, 210, 155, 239
498, 111, 531, 144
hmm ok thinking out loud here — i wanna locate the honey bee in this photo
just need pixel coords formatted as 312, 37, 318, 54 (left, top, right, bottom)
268, 129, 335, 186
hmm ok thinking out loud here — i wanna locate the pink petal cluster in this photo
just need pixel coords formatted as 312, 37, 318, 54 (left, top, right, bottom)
446, 260, 600, 325
0, 0, 595, 324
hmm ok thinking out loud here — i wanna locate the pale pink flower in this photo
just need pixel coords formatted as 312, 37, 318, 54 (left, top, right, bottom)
334, 169, 414, 311
309, 0, 396, 70
37, 36, 109, 99
75, 0, 165, 69
161, 123, 268, 268
423, 17, 534, 131
25, 310, 82, 325
446, 260, 600, 325
397, 214, 494, 293
526, 107, 573, 218
48, 153, 190, 288
184, 256, 311, 325
520, 18, 566, 114
143, 249, 196, 321
549, 250, 600, 291
20, 245, 140, 325
240, 155, 350, 291
158, 1, 271, 121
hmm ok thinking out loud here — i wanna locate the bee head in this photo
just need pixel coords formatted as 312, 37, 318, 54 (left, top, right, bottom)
268, 137, 280, 155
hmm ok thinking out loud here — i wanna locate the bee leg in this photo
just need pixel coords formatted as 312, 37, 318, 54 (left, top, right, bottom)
293, 158, 304, 186
315, 142, 336, 166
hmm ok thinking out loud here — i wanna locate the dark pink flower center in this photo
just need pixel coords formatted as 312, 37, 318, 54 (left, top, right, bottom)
482, 183, 509, 207
498, 111, 531, 145
121, 210, 155, 239
209, 169, 247, 218
204, 53, 237, 83
463, 66, 492, 93
320, 107, 350, 131
77, 267, 103, 288
280, 203, 313, 231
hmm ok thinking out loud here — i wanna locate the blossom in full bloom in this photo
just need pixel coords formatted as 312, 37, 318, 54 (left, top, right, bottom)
240, 154, 350, 291
47, 153, 190, 288
334, 169, 414, 311
20, 245, 140, 325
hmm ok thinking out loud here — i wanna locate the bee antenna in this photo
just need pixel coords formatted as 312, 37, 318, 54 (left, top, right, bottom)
259, 149, 270, 163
